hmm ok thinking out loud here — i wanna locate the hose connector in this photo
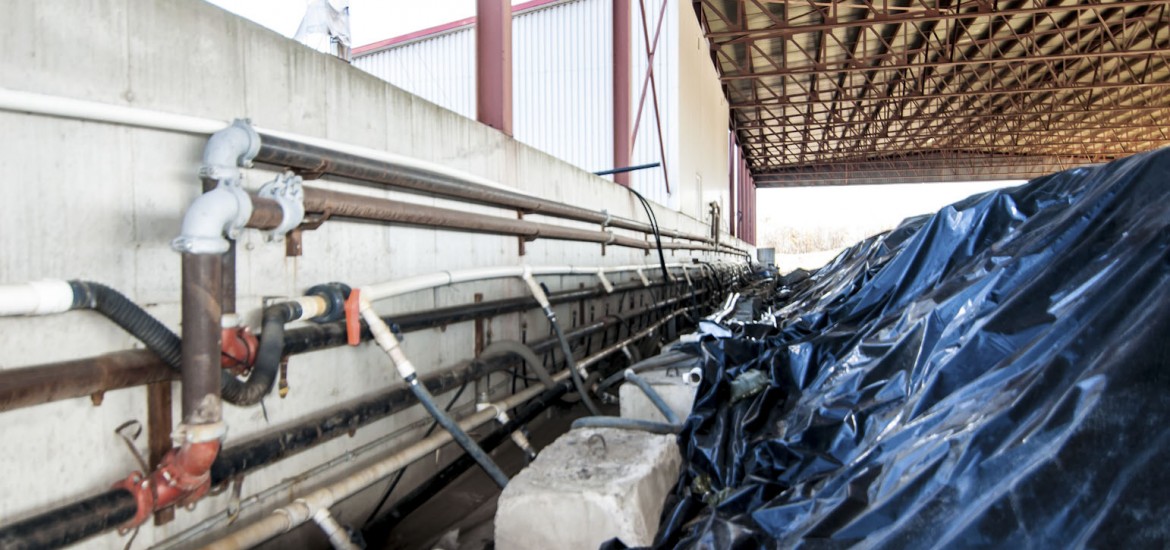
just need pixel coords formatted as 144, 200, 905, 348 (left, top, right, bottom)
520, 266, 552, 315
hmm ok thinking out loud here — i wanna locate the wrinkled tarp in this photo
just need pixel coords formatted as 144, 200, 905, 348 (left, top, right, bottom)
648, 148, 1170, 548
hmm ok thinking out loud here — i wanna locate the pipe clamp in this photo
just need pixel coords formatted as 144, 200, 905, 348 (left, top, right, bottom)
258, 172, 305, 242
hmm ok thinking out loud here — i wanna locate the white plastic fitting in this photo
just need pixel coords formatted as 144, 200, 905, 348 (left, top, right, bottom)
595, 269, 614, 293
521, 266, 552, 311
358, 297, 417, 379
311, 508, 359, 550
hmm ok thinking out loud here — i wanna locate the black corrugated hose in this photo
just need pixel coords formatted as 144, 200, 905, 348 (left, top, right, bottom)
67, 280, 285, 406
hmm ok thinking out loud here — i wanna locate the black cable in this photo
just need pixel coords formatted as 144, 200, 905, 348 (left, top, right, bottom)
363, 380, 469, 527
626, 187, 671, 287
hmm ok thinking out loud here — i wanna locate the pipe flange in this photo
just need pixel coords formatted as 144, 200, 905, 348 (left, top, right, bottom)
258, 172, 306, 243
172, 421, 228, 446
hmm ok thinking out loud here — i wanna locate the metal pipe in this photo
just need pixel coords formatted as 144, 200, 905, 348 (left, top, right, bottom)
0, 490, 138, 550
0, 88, 746, 254
206, 375, 564, 549
253, 133, 741, 251
593, 162, 660, 176
207, 307, 689, 549
180, 253, 223, 421
0, 300, 705, 550
0, 350, 177, 412
287, 187, 668, 252
0, 279, 697, 413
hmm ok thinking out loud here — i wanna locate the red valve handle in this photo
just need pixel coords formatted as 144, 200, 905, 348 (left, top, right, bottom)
345, 288, 361, 346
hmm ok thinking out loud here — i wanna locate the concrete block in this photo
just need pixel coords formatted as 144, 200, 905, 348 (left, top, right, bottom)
495, 427, 682, 549
620, 367, 700, 424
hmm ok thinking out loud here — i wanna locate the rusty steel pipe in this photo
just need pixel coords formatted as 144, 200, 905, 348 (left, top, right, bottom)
0, 350, 176, 412
180, 253, 223, 422
252, 134, 745, 253
0, 278, 705, 414
247, 187, 724, 253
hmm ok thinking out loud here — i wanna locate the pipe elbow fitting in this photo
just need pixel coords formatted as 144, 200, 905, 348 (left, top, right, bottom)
199, 119, 261, 183
171, 183, 253, 255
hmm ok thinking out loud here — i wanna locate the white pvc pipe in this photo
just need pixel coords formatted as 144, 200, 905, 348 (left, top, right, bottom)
205, 370, 567, 550
204, 310, 685, 549
0, 88, 528, 196
311, 508, 360, 550
360, 262, 694, 303
0, 280, 75, 316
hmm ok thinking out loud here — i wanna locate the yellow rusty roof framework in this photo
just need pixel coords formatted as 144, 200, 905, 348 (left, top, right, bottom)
696, 0, 1170, 186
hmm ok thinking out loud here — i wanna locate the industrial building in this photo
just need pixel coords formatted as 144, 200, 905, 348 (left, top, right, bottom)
0, 1, 1167, 549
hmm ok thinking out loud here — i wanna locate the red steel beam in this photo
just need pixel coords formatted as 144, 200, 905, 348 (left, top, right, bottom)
476, 0, 513, 135
614, 0, 632, 186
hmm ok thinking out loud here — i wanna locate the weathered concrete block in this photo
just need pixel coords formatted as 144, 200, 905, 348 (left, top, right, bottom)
619, 368, 699, 423
494, 427, 682, 549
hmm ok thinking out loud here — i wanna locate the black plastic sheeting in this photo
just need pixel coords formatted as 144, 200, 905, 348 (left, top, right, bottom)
640, 148, 1170, 548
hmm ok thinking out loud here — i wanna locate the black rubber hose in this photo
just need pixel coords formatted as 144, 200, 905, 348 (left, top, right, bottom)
571, 416, 681, 434
480, 340, 555, 390
68, 281, 182, 369
596, 350, 694, 394
220, 302, 300, 406
364, 381, 571, 538
68, 280, 294, 407
404, 373, 511, 489
547, 311, 603, 416
624, 370, 681, 424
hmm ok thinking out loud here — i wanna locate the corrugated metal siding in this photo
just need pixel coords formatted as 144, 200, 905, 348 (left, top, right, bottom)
513, 0, 612, 179
353, 27, 476, 118
628, 0, 677, 211
352, 0, 682, 210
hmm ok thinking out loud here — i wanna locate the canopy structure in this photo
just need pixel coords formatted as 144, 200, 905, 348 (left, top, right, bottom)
695, 0, 1170, 186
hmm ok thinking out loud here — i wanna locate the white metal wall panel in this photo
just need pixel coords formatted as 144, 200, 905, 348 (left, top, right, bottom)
628, 0, 678, 211
352, 0, 683, 212
513, 0, 612, 179
353, 27, 477, 118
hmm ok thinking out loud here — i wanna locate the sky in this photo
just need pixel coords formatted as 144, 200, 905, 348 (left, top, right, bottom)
203, 0, 515, 47
756, 180, 1023, 253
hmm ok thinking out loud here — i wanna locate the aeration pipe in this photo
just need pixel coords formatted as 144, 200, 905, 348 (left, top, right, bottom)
206, 309, 687, 549
0, 89, 746, 254
0, 288, 710, 550
0, 278, 693, 413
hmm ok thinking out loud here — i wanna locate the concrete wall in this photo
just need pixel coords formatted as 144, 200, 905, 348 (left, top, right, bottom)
672, 1, 732, 228
0, 1, 747, 548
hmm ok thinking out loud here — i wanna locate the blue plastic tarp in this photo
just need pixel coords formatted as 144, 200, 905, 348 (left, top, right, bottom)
646, 148, 1170, 548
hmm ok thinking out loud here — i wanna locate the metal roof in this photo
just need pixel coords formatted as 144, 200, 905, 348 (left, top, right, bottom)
695, 0, 1170, 187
